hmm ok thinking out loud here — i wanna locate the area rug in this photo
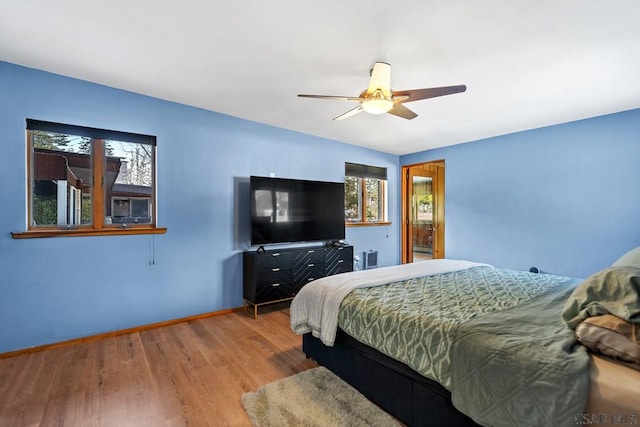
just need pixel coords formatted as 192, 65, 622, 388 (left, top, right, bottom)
241, 366, 403, 426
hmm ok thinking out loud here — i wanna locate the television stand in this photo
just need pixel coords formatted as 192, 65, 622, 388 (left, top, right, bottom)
242, 244, 353, 318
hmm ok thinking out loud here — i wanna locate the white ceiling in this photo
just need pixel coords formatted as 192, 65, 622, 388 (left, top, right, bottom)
1, 1, 639, 155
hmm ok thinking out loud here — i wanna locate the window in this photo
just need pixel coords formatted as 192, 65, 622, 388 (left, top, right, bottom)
344, 162, 389, 225
12, 119, 166, 238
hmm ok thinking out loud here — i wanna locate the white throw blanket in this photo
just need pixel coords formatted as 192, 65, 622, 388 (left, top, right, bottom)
290, 259, 488, 346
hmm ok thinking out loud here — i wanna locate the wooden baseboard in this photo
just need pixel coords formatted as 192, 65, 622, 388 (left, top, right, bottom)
0, 307, 244, 359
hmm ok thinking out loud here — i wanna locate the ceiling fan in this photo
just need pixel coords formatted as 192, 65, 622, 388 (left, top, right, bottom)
298, 62, 466, 121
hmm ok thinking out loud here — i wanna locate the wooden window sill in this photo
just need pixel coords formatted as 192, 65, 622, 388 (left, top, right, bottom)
345, 221, 392, 227
11, 227, 167, 239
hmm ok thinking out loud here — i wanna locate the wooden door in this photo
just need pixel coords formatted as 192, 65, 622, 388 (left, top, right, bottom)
401, 161, 445, 263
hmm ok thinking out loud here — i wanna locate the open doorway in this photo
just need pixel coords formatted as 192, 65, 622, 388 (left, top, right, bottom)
401, 160, 445, 263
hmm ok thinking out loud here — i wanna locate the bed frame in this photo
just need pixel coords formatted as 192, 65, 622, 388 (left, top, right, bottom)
303, 330, 479, 427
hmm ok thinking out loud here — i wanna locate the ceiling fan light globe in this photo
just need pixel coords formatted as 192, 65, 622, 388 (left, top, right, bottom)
361, 99, 393, 114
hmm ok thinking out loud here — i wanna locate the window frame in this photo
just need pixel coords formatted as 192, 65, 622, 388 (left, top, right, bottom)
344, 162, 391, 227
12, 120, 166, 239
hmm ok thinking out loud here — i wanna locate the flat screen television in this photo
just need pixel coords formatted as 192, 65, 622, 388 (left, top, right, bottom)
250, 176, 345, 246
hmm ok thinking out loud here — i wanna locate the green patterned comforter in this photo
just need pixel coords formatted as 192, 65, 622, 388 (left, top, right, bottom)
451, 278, 589, 427
337, 265, 573, 389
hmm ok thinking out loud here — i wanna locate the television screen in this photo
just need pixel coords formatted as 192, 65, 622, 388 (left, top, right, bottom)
250, 176, 345, 246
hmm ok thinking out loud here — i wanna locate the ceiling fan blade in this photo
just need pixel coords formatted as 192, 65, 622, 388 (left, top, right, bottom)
333, 106, 364, 121
298, 94, 362, 101
392, 85, 466, 103
367, 62, 391, 97
387, 104, 417, 120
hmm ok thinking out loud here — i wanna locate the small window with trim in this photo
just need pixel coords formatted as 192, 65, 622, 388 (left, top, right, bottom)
13, 119, 165, 238
344, 162, 389, 225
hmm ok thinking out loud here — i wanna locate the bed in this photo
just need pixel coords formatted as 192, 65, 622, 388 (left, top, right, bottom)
290, 258, 640, 427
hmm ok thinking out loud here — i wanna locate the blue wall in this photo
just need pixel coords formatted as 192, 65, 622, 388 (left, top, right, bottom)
0, 61, 399, 353
401, 109, 640, 279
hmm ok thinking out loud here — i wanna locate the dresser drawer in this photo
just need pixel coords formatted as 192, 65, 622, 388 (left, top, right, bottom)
255, 251, 293, 271
256, 268, 293, 287
293, 248, 325, 266
325, 246, 354, 276
325, 246, 352, 262
253, 282, 294, 303
294, 263, 325, 289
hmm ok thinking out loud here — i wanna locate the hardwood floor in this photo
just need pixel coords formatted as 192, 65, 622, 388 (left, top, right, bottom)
0, 305, 317, 426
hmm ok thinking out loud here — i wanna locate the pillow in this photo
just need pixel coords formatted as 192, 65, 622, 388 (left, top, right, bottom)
612, 246, 640, 268
562, 266, 640, 329
575, 314, 640, 370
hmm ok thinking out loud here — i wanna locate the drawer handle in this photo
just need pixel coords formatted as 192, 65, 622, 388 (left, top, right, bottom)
308, 263, 314, 267
272, 283, 280, 287
307, 250, 315, 253
337, 260, 344, 263
272, 268, 280, 272
272, 253, 280, 257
